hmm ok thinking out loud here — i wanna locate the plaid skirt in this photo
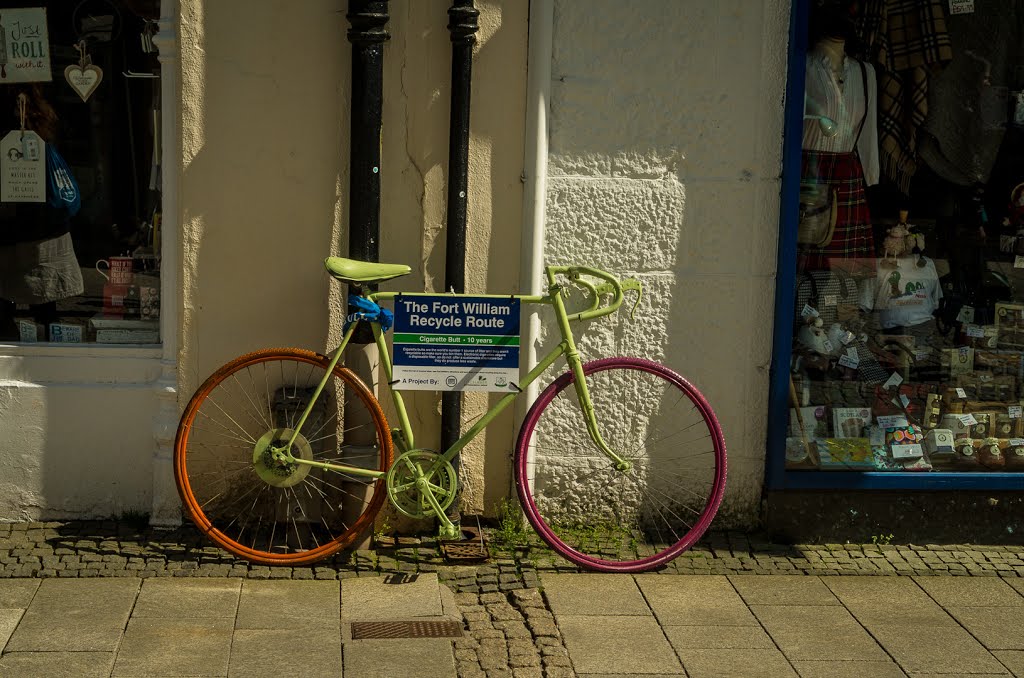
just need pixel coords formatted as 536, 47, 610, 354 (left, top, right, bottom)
798, 151, 874, 271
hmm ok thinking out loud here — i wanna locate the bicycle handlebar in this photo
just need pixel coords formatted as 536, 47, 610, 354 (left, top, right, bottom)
546, 265, 644, 322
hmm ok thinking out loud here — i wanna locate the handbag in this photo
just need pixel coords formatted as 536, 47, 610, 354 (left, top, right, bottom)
45, 144, 81, 217
797, 183, 838, 247
797, 60, 868, 248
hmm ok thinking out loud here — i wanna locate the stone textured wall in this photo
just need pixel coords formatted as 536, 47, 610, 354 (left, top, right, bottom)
539, 0, 791, 526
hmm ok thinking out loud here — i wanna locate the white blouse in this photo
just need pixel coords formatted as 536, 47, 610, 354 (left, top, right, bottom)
802, 49, 880, 186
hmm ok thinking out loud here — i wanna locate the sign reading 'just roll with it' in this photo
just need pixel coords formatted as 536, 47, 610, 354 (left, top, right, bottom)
0, 8, 52, 83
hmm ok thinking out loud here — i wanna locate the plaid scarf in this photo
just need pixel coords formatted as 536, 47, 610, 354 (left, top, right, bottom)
855, 0, 953, 194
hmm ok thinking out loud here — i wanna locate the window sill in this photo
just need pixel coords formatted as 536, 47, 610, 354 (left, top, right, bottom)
0, 343, 166, 384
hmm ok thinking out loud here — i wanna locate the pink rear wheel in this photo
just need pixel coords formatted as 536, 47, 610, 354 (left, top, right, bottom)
515, 357, 727, 572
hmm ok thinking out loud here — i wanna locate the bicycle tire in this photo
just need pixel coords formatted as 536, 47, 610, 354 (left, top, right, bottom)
174, 348, 393, 565
515, 357, 726, 572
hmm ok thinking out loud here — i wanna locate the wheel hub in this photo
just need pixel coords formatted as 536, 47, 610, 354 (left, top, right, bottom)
252, 428, 314, 488
386, 450, 457, 518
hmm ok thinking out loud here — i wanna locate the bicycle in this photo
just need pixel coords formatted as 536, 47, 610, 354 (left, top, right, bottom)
173, 257, 727, 573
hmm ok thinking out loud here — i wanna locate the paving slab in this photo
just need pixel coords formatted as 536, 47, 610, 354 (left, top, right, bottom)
341, 573, 445, 621
540, 574, 650, 616
663, 624, 775, 650
676, 648, 799, 678
790, 660, 908, 677
0, 651, 115, 677
751, 605, 888, 661
948, 607, 1024, 651
229, 627, 343, 677
1006, 578, 1024, 599
823, 577, 956, 627
728, 575, 839, 606
236, 579, 339, 629
112, 617, 233, 677
0, 580, 39, 608
914, 576, 1024, 607
0, 609, 23, 652
870, 624, 1009, 675
634, 575, 757, 626
559, 614, 682, 674
132, 578, 241, 619
993, 650, 1024, 676
343, 638, 455, 678
5, 578, 139, 652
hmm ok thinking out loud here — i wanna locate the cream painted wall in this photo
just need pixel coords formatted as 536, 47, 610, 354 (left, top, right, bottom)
178, 0, 528, 519
539, 0, 790, 526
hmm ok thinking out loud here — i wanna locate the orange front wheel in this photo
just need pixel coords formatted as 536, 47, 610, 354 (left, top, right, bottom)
174, 348, 393, 565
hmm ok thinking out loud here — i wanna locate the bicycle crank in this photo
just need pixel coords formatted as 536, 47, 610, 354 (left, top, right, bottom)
385, 450, 458, 519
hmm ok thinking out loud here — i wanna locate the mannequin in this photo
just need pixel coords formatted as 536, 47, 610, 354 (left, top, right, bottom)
798, 0, 880, 272
0, 84, 84, 341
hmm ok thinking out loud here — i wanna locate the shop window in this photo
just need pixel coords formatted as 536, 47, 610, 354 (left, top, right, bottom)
0, 0, 161, 345
785, 0, 1024, 475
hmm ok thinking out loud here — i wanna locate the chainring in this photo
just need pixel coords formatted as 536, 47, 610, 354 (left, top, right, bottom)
386, 449, 458, 519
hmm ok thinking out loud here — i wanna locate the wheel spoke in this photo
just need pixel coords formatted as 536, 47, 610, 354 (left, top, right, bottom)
515, 361, 724, 572
175, 351, 392, 565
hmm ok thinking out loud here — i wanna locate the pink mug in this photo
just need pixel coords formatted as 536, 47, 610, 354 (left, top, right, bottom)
96, 256, 134, 285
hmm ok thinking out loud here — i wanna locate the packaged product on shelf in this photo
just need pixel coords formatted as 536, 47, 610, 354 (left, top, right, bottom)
978, 438, 1006, 470
832, 407, 871, 438
941, 347, 975, 378
815, 438, 875, 470
995, 303, 1024, 349
789, 406, 828, 439
1005, 440, 1024, 471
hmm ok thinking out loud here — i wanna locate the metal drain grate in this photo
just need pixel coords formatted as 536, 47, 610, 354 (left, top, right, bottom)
350, 620, 464, 639
440, 523, 489, 562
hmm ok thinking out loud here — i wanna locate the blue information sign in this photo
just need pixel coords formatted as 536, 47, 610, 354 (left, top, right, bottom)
392, 296, 520, 392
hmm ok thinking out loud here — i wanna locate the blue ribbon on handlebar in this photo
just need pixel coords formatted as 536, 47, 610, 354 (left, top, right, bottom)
344, 294, 394, 333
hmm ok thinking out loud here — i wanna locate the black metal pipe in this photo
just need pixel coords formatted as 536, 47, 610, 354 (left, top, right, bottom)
441, 0, 479, 521
346, 1, 390, 321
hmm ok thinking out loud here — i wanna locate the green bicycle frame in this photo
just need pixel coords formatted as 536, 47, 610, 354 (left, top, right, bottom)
275, 265, 641, 533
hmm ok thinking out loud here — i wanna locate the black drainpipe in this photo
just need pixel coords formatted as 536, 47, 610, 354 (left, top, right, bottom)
441, 0, 479, 526
346, 0, 389, 304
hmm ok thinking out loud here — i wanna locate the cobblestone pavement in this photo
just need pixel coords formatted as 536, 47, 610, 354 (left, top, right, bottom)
2, 521, 1023, 584
2, 521, 1024, 678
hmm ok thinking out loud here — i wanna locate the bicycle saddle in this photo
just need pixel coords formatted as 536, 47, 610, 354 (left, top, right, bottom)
324, 257, 411, 284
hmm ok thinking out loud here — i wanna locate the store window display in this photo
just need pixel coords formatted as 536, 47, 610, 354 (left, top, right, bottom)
0, 0, 161, 344
787, 0, 1024, 474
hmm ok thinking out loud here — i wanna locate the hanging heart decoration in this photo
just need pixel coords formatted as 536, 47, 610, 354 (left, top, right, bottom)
65, 63, 103, 102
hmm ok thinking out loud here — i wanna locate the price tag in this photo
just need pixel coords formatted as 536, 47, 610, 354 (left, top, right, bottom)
956, 306, 975, 324
840, 330, 855, 345
900, 393, 911, 408
883, 372, 904, 390
914, 350, 931, 362
838, 353, 859, 369
1010, 406, 1022, 419
0, 131, 46, 203
959, 413, 978, 426
801, 304, 819, 319
955, 388, 967, 399
1010, 438, 1024, 447
891, 443, 924, 459
965, 325, 985, 338
1015, 255, 1024, 269
877, 415, 908, 429
949, 0, 975, 14
823, 294, 838, 307
821, 339, 834, 353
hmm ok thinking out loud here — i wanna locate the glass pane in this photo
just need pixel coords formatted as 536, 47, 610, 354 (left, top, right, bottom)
788, 1, 1024, 474
0, 1, 161, 345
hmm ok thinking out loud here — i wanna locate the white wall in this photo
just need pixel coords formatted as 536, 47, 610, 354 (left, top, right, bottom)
539, 0, 791, 525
